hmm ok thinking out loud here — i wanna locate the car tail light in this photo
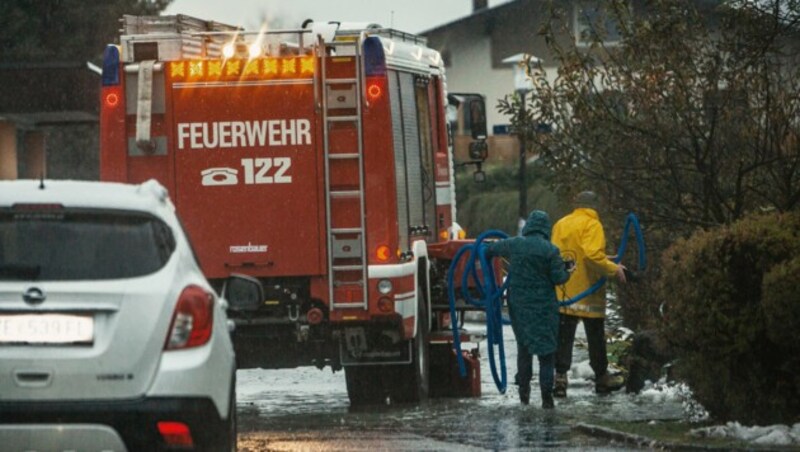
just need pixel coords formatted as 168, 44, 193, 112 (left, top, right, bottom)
165, 285, 213, 350
157, 421, 194, 447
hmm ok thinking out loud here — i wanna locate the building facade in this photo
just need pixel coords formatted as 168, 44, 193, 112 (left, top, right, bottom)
0, 62, 100, 180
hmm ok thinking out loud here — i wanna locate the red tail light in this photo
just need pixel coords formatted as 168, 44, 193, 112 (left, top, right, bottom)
165, 285, 213, 350
157, 421, 194, 447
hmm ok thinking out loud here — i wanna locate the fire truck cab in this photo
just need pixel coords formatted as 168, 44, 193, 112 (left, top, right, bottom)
100, 15, 487, 404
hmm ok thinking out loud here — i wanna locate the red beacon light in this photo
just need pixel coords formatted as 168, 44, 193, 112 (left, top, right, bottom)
105, 92, 119, 107
367, 82, 383, 101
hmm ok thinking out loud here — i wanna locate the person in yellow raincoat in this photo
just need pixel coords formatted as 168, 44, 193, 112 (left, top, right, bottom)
551, 191, 627, 397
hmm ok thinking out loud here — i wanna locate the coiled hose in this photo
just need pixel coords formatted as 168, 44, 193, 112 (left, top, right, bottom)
445, 213, 646, 393
446, 229, 511, 394
558, 212, 646, 306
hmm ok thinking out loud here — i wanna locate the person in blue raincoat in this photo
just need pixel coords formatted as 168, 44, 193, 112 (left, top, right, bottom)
486, 210, 572, 408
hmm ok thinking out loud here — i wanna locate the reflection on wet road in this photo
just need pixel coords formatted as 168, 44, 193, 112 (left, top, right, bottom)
236, 324, 683, 451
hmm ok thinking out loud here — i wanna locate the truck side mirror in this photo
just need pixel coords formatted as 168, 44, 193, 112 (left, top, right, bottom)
468, 140, 488, 161
222, 273, 264, 312
447, 92, 490, 182
468, 99, 487, 140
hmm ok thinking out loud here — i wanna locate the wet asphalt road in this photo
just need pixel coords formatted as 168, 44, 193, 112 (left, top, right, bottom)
235, 323, 684, 451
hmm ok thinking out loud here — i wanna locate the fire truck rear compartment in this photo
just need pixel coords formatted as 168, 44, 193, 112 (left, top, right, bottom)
100, 15, 489, 404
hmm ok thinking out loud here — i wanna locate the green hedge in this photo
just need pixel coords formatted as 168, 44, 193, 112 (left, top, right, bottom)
454, 162, 564, 236
657, 211, 800, 424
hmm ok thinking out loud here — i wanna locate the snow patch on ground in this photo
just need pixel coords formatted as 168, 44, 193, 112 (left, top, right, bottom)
637, 379, 709, 422
567, 359, 595, 380
636, 379, 799, 446
690, 422, 800, 446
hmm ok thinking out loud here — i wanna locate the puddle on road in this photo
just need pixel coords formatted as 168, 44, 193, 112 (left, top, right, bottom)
237, 323, 683, 450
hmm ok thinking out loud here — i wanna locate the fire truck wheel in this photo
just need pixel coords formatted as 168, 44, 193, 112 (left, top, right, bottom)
390, 284, 430, 403
345, 365, 388, 406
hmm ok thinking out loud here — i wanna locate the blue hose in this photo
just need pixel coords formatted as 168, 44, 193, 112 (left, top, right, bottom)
446, 230, 510, 393
445, 213, 646, 394
558, 212, 646, 306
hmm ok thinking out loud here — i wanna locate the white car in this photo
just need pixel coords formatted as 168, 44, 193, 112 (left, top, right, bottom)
0, 179, 258, 451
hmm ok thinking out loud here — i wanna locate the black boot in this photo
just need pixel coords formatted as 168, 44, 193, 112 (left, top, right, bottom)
554, 373, 567, 398
519, 385, 530, 405
541, 390, 555, 409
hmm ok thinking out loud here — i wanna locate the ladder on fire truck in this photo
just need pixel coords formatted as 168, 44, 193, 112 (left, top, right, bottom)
321, 31, 369, 311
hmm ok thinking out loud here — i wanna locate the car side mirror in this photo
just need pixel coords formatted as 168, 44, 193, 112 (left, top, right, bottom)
222, 273, 264, 312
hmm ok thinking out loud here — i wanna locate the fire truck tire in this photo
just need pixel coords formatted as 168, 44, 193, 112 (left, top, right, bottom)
390, 284, 430, 403
345, 365, 388, 406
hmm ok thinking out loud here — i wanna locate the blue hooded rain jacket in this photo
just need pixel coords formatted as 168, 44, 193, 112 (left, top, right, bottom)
486, 210, 571, 356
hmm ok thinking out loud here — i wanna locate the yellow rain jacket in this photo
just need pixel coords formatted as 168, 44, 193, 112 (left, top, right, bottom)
551, 208, 618, 318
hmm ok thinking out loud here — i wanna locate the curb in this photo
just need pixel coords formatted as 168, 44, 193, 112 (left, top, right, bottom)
574, 423, 663, 449
573, 423, 738, 451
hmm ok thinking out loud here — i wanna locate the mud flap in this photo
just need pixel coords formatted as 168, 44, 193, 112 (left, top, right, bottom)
339, 340, 412, 366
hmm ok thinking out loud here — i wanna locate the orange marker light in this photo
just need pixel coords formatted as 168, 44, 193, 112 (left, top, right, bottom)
188, 60, 204, 77
207, 60, 222, 77
226, 60, 241, 76
300, 56, 315, 75
376, 245, 391, 261
281, 58, 296, 75
262, 58, 279, 76
170, 61, 185, 78
243, 60, 260, 76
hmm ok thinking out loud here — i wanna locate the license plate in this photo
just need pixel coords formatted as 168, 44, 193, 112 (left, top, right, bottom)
0, 314, 94, 344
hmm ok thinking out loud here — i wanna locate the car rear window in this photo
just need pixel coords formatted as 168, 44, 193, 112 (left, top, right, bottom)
0, 208, 176, 281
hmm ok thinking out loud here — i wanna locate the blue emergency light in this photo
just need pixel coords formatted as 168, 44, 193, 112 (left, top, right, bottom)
363, 37, 386, 77
102, 45, 120, 86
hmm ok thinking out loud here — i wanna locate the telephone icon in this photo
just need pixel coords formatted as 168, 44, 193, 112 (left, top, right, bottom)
201, 167, 239, 186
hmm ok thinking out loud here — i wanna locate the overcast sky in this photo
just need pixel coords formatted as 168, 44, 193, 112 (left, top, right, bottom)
163, 0, 512, 34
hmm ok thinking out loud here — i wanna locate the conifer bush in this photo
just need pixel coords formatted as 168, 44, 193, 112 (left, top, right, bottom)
657, 212, 800, 424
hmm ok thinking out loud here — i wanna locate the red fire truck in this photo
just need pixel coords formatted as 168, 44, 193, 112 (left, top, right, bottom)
100, 15, 488, 404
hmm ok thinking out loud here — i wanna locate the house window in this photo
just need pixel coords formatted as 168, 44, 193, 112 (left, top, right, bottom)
574, 1, 626, 47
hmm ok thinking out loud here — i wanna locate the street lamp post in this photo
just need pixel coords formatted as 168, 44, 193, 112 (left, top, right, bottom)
517, 89, 528, 223
503, 53, 539, 233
